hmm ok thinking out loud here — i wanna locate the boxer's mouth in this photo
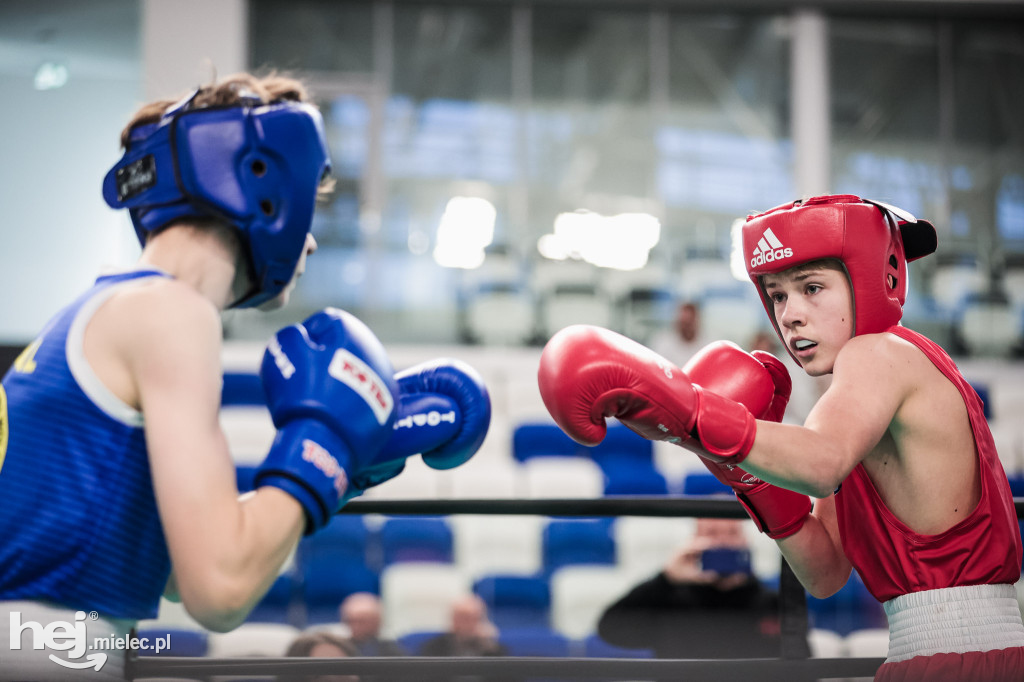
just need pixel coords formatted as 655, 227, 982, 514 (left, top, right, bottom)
792, 338, 817, 354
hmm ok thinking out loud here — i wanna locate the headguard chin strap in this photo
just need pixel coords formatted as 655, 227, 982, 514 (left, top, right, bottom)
742, 194, 937, 359
102, 93, 332, 308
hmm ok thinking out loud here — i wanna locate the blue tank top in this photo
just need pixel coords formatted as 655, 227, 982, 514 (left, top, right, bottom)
0, 270, 172, 619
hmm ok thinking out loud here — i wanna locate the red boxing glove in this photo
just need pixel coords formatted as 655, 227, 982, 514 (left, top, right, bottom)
537, 325, 756, 462
683, 342, 811, 540
750, 349, 792, 424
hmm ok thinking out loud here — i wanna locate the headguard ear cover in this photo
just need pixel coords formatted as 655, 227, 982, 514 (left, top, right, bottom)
742, 194, 937, 347
102, 99, 332, 309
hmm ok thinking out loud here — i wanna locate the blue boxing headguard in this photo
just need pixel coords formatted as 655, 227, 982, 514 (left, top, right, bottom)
102, 93, 331, 308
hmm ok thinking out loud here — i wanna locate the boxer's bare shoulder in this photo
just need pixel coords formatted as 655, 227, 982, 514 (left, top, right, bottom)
83, 274, 221, 411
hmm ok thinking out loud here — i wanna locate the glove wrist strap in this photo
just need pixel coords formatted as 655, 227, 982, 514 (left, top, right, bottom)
693, 386, 757, 463
255, 420, 353, 534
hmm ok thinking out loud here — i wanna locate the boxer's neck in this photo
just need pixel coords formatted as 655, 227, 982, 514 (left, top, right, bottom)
138, 222, 244, 310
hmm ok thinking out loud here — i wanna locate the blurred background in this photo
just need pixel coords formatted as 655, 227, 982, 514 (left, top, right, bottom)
2, 0, 1024, 668
1, 0, 1023, 355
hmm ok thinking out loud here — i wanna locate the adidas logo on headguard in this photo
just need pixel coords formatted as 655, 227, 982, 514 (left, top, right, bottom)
750, 227, 793, 267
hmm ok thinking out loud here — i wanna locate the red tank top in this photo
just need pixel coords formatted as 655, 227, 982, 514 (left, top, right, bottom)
834, 326, 1022, 603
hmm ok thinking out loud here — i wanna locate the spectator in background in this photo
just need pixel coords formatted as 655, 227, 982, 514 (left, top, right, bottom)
747, 329, 781, 355
650, 301, 707, 368
285, 630, 360, 682
597, 518, 805, 659
416, 594, 512, 682
340, 592, 406, 657
418, 594, 506, 658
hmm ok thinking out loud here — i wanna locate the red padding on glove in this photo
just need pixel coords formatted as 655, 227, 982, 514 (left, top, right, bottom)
735, 483, 812, 540
693, 386, 757, 463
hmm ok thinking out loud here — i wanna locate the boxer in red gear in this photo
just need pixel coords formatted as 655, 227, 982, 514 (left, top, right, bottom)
742, 196, 1023, 681
539, 195, 1024, 681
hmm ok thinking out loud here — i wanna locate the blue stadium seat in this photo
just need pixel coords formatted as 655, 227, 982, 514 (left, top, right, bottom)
586, 423, 654, 470
221, 372, 265, 406
542, 519, 616, 575
379, 517, 454, 566
236, 465, 259, 494
499, 626, 572, 657
806, 571, 885, 636
301, 560, 380, 625
681, 471, 733, 496
295, 515, 378, 625
969, 381, 992, 419
513, 422, 582, 462
247, 573, 297, 624
583, 633, 653, 658
135, 627, 208, 657
473, 574, 551, 629
601, 465, 668, 496
400, 630, 445, 655
297, 515, 371, 567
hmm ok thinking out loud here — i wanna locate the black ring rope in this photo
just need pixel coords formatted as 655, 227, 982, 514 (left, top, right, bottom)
339, 495, 1024, 518
341, 495, 751, 517
131, 653, 884, 680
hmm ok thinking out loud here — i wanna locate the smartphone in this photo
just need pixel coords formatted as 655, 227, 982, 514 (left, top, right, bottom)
699, 547, 752, 575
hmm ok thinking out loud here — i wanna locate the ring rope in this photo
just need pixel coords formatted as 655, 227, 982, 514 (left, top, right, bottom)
130, 653, 886, 680
341, 495, 751, 518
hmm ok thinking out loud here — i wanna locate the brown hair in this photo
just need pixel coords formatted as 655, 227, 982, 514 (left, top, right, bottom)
119, 72, 310, 149
285, 631, 359, 658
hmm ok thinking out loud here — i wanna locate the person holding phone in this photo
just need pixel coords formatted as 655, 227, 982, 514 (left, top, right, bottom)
597, 518, 797, 658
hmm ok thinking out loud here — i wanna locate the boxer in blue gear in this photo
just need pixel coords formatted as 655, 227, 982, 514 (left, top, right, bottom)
0, 73, 491, 681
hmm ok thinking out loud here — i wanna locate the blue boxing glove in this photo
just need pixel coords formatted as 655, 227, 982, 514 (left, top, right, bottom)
377, 359, 492, 476
255, 308, 398, 532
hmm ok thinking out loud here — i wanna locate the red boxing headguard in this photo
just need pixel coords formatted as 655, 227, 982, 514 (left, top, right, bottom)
742, 194, 937, 348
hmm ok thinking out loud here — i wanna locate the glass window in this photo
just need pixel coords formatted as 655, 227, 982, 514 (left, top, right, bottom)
243, 2, 794, 345
951, 21, 1024, 252
250, 0, 374, 72
830, 19, 946, 236
661, 13, 792, 255
830, 18, 1024, 249
830, 16, 1024, 320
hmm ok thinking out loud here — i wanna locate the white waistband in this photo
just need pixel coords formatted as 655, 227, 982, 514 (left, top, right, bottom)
883, 584, 1024, 663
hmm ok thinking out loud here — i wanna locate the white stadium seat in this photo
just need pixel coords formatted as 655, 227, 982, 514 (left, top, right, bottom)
380, 562, 469, 637
206, 622, 300, 657
550, 565, 634, 639
452, 514, 545, 580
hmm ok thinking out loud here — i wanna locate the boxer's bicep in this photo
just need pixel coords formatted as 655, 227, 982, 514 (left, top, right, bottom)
121, 284, 234, 513
117, 286, 241, 594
